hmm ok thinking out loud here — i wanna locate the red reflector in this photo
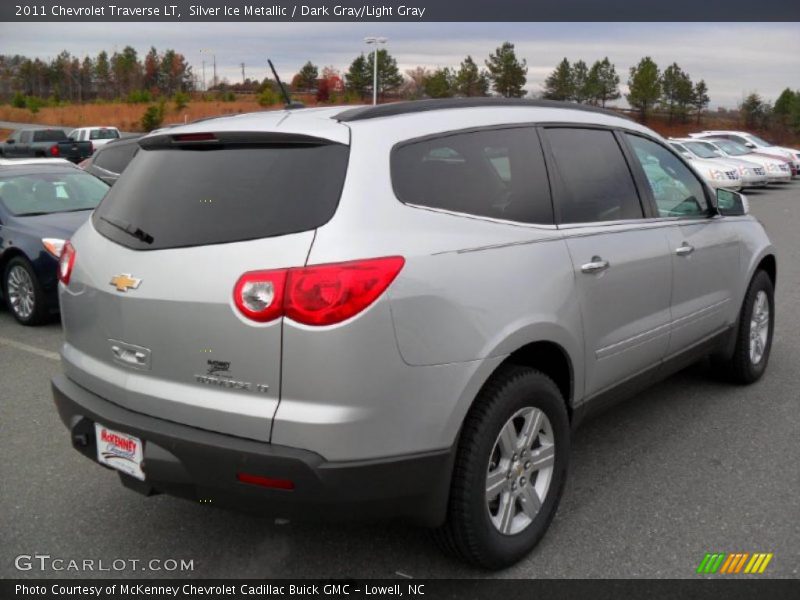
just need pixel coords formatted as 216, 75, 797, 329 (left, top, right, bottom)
50, 145, 60, 156
173, 133, 217, 142
58, 241, 76, 285
236, 472, 295, 490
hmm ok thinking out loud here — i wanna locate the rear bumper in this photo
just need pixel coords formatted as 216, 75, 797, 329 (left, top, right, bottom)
52, 374, 454, 526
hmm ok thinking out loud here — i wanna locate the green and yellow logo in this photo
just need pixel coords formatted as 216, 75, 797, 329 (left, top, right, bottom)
697, 552, 773, 574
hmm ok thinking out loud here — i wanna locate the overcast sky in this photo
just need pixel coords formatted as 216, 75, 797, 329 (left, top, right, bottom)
1, 22, 798, 108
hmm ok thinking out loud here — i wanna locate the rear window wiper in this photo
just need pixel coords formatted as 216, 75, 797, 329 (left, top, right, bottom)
99, 215, 154, 244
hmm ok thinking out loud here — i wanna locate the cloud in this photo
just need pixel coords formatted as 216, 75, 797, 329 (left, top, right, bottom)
1, 22, 798, 107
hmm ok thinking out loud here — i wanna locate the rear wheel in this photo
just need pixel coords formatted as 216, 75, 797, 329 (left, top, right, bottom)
435, 365, 570, 569
3, 257, 49, 326
713, 269, 774, 383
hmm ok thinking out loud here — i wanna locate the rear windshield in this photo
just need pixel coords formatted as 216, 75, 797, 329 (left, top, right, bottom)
93, 141, 350, 250
33, 130, 67, 142
90, 128, 120, 140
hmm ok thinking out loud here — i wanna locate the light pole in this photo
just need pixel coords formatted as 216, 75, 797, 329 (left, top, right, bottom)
199, 48, 214, 91
364, 36, 387, 105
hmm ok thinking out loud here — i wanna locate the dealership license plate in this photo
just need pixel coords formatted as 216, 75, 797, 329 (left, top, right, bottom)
94, 423, 145, 481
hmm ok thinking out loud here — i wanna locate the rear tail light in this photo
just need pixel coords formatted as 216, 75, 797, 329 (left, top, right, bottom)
236, 472, 294, 490
58, 241, 76, 284
233, 256, 404, 326
49, 145, 60, 157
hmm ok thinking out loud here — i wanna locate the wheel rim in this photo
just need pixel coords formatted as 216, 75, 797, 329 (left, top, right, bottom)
7, 265, 36, 319
486, 407, 555, 536
749, 290, 770, 365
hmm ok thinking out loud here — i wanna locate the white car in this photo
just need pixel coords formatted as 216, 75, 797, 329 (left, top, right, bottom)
693, 138, 792, 183
0, 157, 75, 167
67, 126, 121, 150
689, 130, 799, 173
665, 142, 742, 190
670, 139, 767, 188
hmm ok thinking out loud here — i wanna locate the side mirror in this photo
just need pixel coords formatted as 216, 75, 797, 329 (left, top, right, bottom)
744, 142, 755, 149
716, 188, 749, 216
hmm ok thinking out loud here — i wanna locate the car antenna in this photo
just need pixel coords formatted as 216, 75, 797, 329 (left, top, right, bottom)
268, 59, 305, 110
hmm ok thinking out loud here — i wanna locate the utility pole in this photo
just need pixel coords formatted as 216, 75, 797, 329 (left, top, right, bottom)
241, 62, 246, 84
213, 55, 217, 88
364, 37, 388, 105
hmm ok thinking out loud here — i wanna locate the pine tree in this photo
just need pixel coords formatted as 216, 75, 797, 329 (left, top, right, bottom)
485, 42, 528, 98
626, 56, 661, 121
455, 56, 489, 97
543, 58, 573, 101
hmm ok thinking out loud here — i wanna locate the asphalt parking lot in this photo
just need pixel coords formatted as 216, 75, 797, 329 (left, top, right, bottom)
1, 182, 799, 580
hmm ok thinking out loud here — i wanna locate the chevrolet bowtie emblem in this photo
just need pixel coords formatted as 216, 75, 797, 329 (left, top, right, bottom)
109, 274, 142, 292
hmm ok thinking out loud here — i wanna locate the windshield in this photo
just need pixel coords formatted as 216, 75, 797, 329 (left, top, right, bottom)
0, 170, 109, 216
90, 129, 120, 140
684, 142, 721, 159
93, 142, 350, 250
669, 142, 692, 158
712, 139, 749, 156
32, 130, 67, 143
745, 134, 772, 147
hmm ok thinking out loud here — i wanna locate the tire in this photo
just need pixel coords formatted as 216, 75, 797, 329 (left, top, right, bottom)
713, 269, 774, 384
435, 365, 570, 569
3, 256, 49, 326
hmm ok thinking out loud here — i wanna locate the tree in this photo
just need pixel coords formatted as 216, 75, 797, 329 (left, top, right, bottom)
365, 49, 403, 99
143, 47, 160, 92
773, 88, 800, 132
295, 61, 318, 91
586, 57, 620, 107
740, 93, 768, 129
543, 58, 573, 101
402, 66, 429, 99
485, 42, 527, 98
95, 51, 111, 99
345, 54, 371, 99
626, 56, 661, 121
660, 62, 694, 123
571, 60, 590, 103
692, 79, 710, 123
455, 56, 489, 97
423, 67, 456, 98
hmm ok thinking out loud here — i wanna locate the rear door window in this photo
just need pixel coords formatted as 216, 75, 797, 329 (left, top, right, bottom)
391, 127, 553, 225
94, 142, 140, 174
93, 136, 350, 250
543, 127, 643, 224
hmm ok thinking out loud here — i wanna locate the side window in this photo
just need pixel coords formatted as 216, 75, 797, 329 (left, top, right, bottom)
544, 127, 643, 224
94, 143, 139, 174
20, 131, 31, 143
391, 127, 553, 224
625, 134, 708, 218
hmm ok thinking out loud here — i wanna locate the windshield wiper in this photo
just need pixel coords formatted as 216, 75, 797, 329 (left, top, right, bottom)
99, 215, 154, 244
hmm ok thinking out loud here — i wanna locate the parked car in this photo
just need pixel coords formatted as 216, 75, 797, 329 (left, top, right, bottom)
665, 140, 743, 190
0, 129, 93, 163
78, 135, 142, 186
695, 138, 792, 183
52, 99, 776, 569
669, 139, 767, 188
0, 161, 109, 324
689, 130, 799, 174
67, 126, 122, 151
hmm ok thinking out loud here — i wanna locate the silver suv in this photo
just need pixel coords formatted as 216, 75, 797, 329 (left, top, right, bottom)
52, 99, 776, 569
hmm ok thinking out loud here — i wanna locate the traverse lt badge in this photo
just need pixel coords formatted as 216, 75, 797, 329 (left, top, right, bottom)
110, 273, 142, 292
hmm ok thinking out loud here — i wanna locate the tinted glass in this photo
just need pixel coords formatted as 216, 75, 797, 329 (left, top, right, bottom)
626, 134, 708, 217
93, 143, 350, 250
32, 130, 67, 142
0, 170, 109, 216
94, 142, 139, 174
90, 128, 120, 140
712, 139, 749, 156
684, 141, 720, 159
545, 128, 642, 224
391, 127, 553, 224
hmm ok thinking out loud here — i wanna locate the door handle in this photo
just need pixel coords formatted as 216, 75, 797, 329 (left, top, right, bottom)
675, 243, 695, 256
580, 256, 610, 274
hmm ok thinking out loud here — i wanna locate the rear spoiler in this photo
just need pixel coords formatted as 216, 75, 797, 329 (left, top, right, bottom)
138, 131, 344, 149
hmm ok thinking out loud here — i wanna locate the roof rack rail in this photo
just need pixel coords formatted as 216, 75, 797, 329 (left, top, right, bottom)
335, 97, 628, 122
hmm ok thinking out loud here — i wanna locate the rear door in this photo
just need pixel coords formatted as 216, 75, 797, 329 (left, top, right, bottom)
60, 131, 350, 441
623, 133, 741, 354
541, 126, 673, 397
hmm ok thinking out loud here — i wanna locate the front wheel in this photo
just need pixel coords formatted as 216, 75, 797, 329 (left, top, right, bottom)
435, 365, 570, 569
3, 257, 49, 326
713, 269, 774, 384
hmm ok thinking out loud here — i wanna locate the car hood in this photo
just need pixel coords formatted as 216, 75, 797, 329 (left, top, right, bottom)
10, 210, 93, 239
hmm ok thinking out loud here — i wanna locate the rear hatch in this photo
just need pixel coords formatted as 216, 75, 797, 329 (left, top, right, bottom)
60, 129, 350, 441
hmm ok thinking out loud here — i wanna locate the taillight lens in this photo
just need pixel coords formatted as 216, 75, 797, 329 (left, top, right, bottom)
58, 241, 76, 284
233, 257, 404, 326
50, 145, 60, 156
233, 270, 287, 323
